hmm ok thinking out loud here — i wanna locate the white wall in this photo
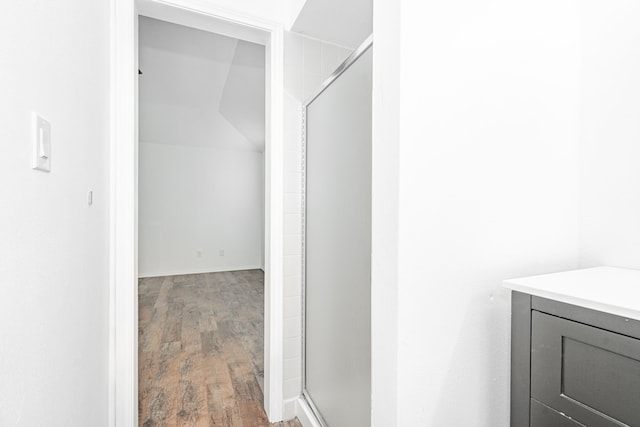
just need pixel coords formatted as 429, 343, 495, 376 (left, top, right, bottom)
579, 1, 640, 270
281, 31, 352, 415
0, 1, 110, 425
156, 0, 308, 29
371, 0, 400, 423
206, 0, 286, 23
138, 18, 266, 277
139, 143, 264, 276
394, 1, 583, 425
291, 0, 372, 49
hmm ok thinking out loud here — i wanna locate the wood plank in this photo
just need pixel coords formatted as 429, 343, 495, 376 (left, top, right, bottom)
176, 353, 208, 427
138, 270, 301, 427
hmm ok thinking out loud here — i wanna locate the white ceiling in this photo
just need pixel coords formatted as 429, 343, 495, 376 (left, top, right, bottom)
139, 16, 265, 152
290, 0, 372, 49
219, 41, 266, 152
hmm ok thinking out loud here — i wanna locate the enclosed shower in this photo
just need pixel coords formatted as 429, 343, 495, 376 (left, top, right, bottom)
301, 38, 373, 426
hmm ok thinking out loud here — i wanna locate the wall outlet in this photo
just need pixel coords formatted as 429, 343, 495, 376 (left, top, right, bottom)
219, 249, 225, 256
196, 250, 202, 258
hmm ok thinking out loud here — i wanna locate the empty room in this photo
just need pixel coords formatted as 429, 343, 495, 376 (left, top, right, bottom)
137, 16, 273, 425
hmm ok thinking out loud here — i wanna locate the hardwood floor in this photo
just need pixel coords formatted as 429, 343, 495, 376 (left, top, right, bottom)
138, 270, 301, 427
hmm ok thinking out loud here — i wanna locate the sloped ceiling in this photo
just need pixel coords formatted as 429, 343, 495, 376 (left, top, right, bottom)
139, 16, 265, 153
291, 0, 372, 49
219, 41, 265, 152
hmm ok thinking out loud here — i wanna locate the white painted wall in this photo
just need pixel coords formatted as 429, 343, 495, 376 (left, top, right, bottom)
394, 1, 583, 425
284, 0, 308, 30
281, 31, 352, 416
139, 143, 264, 276
138, 18, 266, 277
162, 0, 308, 29
579, 1, 640, 270
291, 0, 372, 49
201, 0, 286, 23
370, 0, 400, 424
0, 0, 110, 425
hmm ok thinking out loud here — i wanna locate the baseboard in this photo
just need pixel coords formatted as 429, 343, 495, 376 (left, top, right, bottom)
283, 397, 297, 421
295, 397, 322, 427
138, 265, 263, 278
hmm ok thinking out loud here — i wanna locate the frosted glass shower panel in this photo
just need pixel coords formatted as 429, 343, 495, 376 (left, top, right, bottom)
304, 45, 373, 427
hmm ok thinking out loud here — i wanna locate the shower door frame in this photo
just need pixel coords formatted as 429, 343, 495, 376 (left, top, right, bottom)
300, 35, 374, 427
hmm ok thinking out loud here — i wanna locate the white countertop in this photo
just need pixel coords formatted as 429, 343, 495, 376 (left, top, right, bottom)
504, 266, 640, 321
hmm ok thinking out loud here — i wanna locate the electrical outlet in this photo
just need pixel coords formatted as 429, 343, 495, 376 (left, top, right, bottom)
219, 249, 225, 257
196, 250, 202, 258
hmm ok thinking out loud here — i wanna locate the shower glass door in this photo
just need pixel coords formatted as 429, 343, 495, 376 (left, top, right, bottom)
302, 39, 373, 427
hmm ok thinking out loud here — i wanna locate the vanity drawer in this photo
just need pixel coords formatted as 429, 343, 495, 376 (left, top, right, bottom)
530, 399, 583, 427
531, 310, 640, 427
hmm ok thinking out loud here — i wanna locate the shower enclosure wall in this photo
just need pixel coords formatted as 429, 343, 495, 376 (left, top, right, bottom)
302, 38, 373, 427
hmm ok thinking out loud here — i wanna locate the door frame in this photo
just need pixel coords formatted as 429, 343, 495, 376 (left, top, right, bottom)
109, 0, 285, 425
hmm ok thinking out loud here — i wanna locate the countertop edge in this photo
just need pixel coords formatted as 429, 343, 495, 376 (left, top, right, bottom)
504, 279, 640, 322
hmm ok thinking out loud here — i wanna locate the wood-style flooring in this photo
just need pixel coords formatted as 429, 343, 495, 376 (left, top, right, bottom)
138, 270, 301, 427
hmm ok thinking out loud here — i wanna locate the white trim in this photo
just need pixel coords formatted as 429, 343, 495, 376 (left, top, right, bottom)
110, 0, 285, 424
264, 22, 285, 421
138, 266, 265, 279
110, 0, 137, 426
137, 0, 270, 44
295, 397, 323, 427
283, 397, 298, 421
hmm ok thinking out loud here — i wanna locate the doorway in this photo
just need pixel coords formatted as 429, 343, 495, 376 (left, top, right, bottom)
110, 1, 285, 425
137, 14, 273, 425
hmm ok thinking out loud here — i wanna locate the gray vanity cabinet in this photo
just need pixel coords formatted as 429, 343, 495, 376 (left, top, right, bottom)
511, 292, 640, 427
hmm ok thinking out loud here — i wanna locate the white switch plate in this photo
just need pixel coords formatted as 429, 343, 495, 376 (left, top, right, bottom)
32, 113, 51, 172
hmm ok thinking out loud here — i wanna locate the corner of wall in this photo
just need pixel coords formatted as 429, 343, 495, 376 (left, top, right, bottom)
284, 0, 308, 31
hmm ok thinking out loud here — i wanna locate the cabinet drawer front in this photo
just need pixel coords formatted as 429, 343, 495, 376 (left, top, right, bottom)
531, 399, 584, 427
531, 311, 640, 427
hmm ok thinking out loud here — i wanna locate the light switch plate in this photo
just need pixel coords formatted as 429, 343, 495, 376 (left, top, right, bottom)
32, 113, 51, 172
